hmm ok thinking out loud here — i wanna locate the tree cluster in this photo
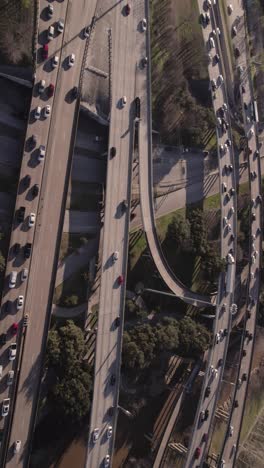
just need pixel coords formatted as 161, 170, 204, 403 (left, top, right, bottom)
122, 317, 211, 370
46, 320, 92, 422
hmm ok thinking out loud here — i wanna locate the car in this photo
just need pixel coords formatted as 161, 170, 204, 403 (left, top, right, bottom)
72, 86, 78, 99
83, 25, 91, 38
234, 400, 239, 408
23, 314, 29, 327
205, 386, 211, 397
141, 18, 147, 31
17, 206, 25, 223
223, 328, 228, 336
118, 275, 124, 285
248, 128, 254, 138
141, 56, 148, 67
205, 409, 209, 420
7, 370, 14, 386
232, 25, 237, 36
229, 425, 234, 436
34, 106, 41, 120
104, 455, 110, 468
0, 365, 3, 379
110, 374, 116, 385
48, 83, 55, 97
52, 55, 59, 68
9, 343, 17, 361
93, 428, 99, 443
220, 460, 226, 468
234, 47, 240, 57
42, 44, 48, 60
21, 268, 28, 282
24, 242, 32, 259
214, 53, 220, 64
213, 368, 218, 379
9, 271, 17, 289
251, 197, 255, 205
248, 333, 253, 341
200, 410, 205, 422
222, 303, 227, 313
194, 447, 201, 459
206, 0, 212, 7
39, 79, 45, 94
23, 174, 31, 188
47, 4, 53, 17
230, 187, 235, 195
44, 105, 51, 118
242, 372, 247, 381
218, 74, 224, 85
121, 96, 127, 107
215, 333, 220, 344
57, 20, 64, 33
205, 13, 210, 24
38, 145, 46, 162
17, 295, 24, 310
242, 349, 247, 357
13, 243, 20, 255
125, 3, 131, 15
14, 440, 21, 454
28, 213, 36, 228
202, 433, 208, 443
29, 134, 37, 149
222, 183, 227, 192
218, 358, 223, 366
227, 253, 234, 264
2, 399, 10, 417
107, 425, 113, 438
110, 146, 116, 158
228, 4, 233, 14
230, 233, 235, 241
115, 316, 121, 327
47, 25, 55, 40
212, 79, 217, 92
122, 199, 128, 211
68, 53, 75, 67
252, 212, 256, 221
223, 216, 228, 227
32, 184, 39, 197
0, 334, 7, 347
209, 37, 215, 49
256, 194, 262, 204
200, 13, 206, 24
11, 323, 18, 335
113, 251, 119, 262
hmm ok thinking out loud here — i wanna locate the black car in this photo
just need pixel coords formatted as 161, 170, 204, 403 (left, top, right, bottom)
218, 358, 223, 367
122, 199, 128, 212
242, 373, 247, 381
24, 175, 31, 188
17, 206, 25, 223
110, 147, 116, 158
0, 333, 7, 346
32, 184, 39, 197
24, 242, 32, 259
110, 374, 116, 386
13, 243, 20, 255
223, 328, 228, 336
30, 134, 37, 148
241, 85, 246, 94
214, 54, 220, 63
135, 97, 140, 118
246, 310, 251, 320
205, 386, 211, 398
72, 86, 78, 99
204, 409, 209, 420
234, 400, 239, 408
242, 349, 247, 357
115, 317, 121, 328
244, 102, 248, 110
234, 47, 240, 57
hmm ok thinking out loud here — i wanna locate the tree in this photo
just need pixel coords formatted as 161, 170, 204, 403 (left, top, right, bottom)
166, 215, 190, 248
178, 317, 211, 357
122, 324, 157, 369
155, 322, 179, 352
0, 252, 5, 273
188, 209, 208, 255
64, 295, 79, 307
122, 336, 145, 369
201, 247, 226, 283
46, 321, 92, 422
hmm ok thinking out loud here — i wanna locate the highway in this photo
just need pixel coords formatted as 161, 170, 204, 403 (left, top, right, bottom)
216, 1, 262, 465
183, 1, 238, 465
85, 1, 139, 467
0, 0, 98, 466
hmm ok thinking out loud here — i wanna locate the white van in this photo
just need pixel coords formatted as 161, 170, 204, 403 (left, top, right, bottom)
9, 271, 17, 289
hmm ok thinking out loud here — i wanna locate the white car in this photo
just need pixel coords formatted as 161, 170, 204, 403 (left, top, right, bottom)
227, 223, 232, 233
44, 105, 51, 118
209, 37, 215, 49
39, 79, 45, 94
141, 18, 147, 31
113, 251, 119, 262
7, 370, 14, 386
48, 25, 55, 40
47, 4, 53, 18
14, 440, 21, 454
228, 4, 233, 14
218, 74, 224, 85
248, 128, 254, 138
223, 216, 228, 226
107, 425, 113, 439
68, 53, 75, 67
83, 26, 91, 38
215, 333, 220, 344
213, 368, 218, 379
34, 106, 41, 120
17, 295, 24, 310
9, 343, 17, 361
104, 455, 110, 468
57, 20, 64, 33
232, 25, 237, 36
38, 145, 46, 162
21, 268, 28, 282
52, 55, 59, 68
2, 398, 10, 417
229, 425, 234, 436
121, 96, 127, 107
93, 428, 99, 444
28, 213, 36, 227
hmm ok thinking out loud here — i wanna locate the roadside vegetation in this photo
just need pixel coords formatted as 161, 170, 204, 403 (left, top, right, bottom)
150, 0, 216, 150
31, 320, 92, 467
0, 0, 33, 66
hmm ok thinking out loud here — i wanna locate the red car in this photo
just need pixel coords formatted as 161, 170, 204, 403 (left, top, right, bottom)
42, 44, 48, 60
118, 275, 124, 285
11, 323, 18, 335
48, 83, 54, 97
194, 447, 201, 459
125, 3, 131, 15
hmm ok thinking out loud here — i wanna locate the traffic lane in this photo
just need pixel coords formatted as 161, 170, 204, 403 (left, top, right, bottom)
6, 18, 93, 464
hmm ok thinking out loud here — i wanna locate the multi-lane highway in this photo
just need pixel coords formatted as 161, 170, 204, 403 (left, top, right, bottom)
85, 1, 142, 467
0, 0, 98, 465
184, 1, 238, 465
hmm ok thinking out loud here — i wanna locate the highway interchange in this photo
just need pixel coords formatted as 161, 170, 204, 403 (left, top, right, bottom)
0, 0, 262, 467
